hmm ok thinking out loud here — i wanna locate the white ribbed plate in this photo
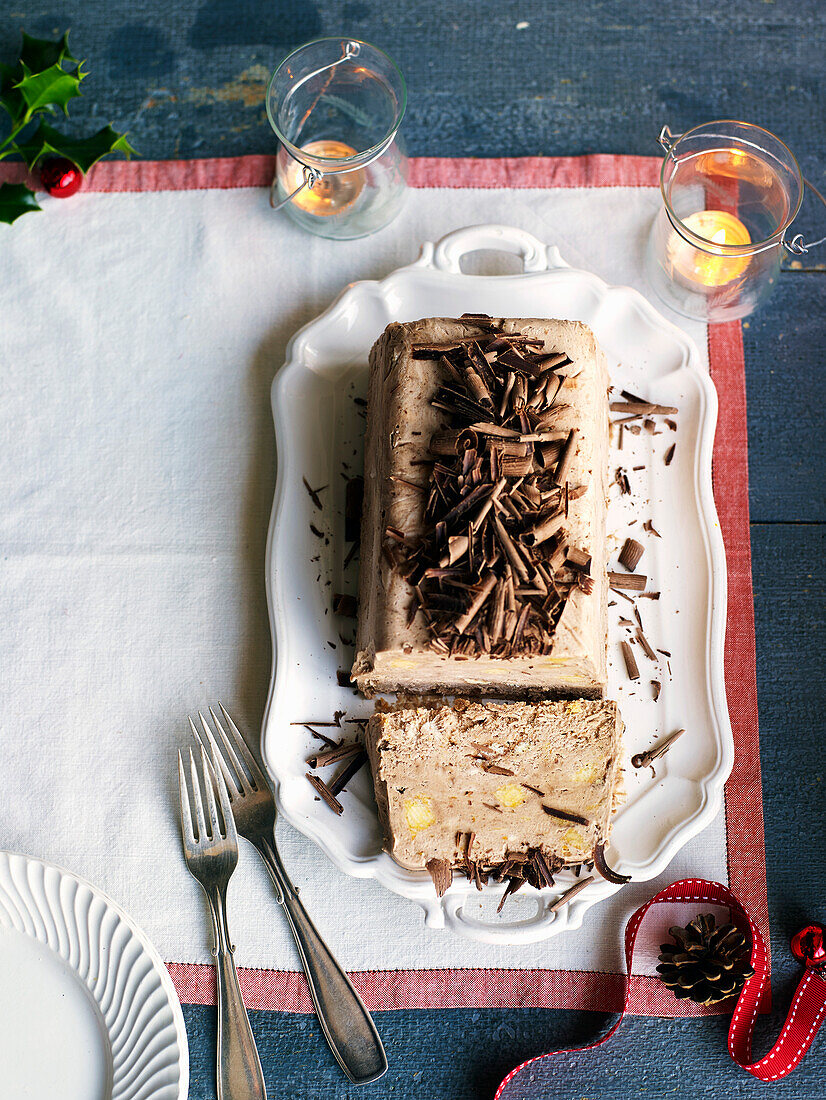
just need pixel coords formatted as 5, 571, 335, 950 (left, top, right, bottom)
263, 224, 733, 944
0, 851, 188, 1100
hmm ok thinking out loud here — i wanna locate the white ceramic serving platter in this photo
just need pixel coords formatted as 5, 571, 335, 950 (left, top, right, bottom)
262, 224, 732, 944
0, 850, 188, 1100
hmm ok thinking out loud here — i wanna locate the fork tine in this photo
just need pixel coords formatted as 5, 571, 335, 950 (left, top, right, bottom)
215, 703, 268, 787
177, 750, 196, 846
203, 708, 251, 795
191, 714, 242, 799
188, 745, 207, 843
200, 745, 224, 840
210, 746, 239, 847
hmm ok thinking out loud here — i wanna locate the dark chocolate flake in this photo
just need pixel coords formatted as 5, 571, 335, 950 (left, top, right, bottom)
542, 804, 590, 826
593, 841, 631, 884
333, 593, 358, 618
621, 640, 640, 680
608, 571, 647, 591
327, 750, 368, 796
306, 773, 344, 815
425, 858, 453, 898
618, 538, 644, 572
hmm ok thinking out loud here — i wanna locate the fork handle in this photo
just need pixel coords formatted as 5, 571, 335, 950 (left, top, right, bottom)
255, 836, 387, 1085
208, 887, 267, 1100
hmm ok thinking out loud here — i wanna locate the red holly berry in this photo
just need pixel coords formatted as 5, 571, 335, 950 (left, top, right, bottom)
40, 158, 83, 198
790, 924, 826, 968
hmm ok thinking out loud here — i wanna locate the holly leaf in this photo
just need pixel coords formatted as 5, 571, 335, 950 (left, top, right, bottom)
0, 60, 25, 122
0, 181, 41, 224
19, 31, 77, 73
15, 60, 86, 117
16, 121, 137, 172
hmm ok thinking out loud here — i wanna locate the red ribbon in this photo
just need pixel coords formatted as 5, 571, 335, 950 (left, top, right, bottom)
495, 878, 826, 1098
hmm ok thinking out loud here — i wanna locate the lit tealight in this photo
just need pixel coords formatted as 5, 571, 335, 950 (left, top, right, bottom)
281, 140, 365, 216
669, 209, 752, 287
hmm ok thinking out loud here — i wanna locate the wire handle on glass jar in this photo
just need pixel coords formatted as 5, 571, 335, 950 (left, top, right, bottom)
269, 40, 362, 210
658, 125, 826, 257
783, 176, 826, 255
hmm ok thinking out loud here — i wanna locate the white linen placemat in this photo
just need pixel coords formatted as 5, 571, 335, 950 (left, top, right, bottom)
0, 176, 725, 983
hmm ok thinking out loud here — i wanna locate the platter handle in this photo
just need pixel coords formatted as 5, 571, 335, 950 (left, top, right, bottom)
432, 886, 596, 945
430, 224, 567, 275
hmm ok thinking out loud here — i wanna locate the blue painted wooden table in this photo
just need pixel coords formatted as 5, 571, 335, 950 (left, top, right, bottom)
3, 1, 823, 1096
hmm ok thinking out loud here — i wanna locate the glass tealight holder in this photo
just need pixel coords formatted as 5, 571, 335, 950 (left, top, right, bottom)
266, 37, 407, 240
645, 119, 826, 322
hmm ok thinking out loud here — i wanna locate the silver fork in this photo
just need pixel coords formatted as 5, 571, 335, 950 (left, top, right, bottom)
178, 745, 267, 1100
191, 705, 387, 1085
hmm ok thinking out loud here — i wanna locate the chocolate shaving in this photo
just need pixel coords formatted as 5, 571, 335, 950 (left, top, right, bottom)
382, 330, 594, 659
309, 523, 324, 538
307, 741, 362, 769
496, 877, 525, 912
664, 443, 676, 466
608, 571, 647, 591
336, 669, 351, 687
482, 764, 515, 776
613, 467, 631, 495
302, 478, 327, 509
327, 750, 368, 796
542, 805, 590, 826
521, 782, 545, 796
565, 547, 591, 574
620, 640, 640, 680
553, 429, 577, 486
632, 728, 685, 770
593, 841, 631, 884
609, 401, 678, 416
635, 628, 657, 662
643, 519, 662, 538
618, 538, 644, 572
305, 773, 343, 815
332, 593, 358, 618
549, 876, 594, 912
425, 858, 453, 897
651, 679, 662, 701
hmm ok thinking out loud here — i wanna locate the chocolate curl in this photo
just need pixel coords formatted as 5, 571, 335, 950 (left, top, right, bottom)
488, 578, 507, 643
464, 367, 493, 409
492, 515, 531, 582
455, 572, 498, 634
499, 454, 535, 478
430, 428, 479, 456
486, 439, 532, 457
499, 371, 516, 418
536, 352, 569, 373
471, 477, 508, 531
537, 440, 564, 469
554, 428, 577, 486
439, 534, 469, 567
522, 512, 565, 547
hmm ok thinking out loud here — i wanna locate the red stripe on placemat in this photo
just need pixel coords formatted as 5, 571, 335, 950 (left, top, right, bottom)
0, 153, 660, 193
709, 322, 769, 971
166, 962, 734, 1018
410, 154, 661, 189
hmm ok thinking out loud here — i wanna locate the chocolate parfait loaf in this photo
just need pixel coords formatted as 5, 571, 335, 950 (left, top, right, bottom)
351, 316, 610, 698
365, 698, 625, 890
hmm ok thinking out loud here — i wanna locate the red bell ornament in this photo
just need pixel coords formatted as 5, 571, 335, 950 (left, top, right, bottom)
790, 923, 826, 968
40, 158, 83, 198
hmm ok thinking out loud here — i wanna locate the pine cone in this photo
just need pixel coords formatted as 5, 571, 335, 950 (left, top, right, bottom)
656, 913, 755, 1006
